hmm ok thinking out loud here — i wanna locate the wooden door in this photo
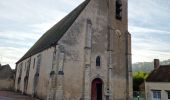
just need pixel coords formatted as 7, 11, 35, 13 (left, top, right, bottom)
91, 78, 103, 100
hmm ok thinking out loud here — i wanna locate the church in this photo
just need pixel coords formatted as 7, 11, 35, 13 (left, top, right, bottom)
14, 0, 132, 100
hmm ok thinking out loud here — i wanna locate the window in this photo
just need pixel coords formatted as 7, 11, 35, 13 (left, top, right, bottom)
33, 58, 36, 69
167, 91, 170, 100
36, 54, 41, 73
19, 63, 23, 76
86, 19, 92, 48
152, 90, 161, 100
25, 62, 27, 71
96, 56, 101, 67
58, 52, 64, 75
116, 0, 122, 20
27, 59, 31, 69
17, 64, 20, 73
53, 47, 57, 61
26, 59, 31, 73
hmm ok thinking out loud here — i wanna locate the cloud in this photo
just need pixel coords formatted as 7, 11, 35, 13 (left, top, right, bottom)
129, 0, 170, 63
0, 0, 170, 68
29, 17, 65, 34
0, 0, 85, 68
129, 0, 170, 31
0, 47, 28, 69
0, 31, 41, 41
0, 0, 83, 23
130, 26, 170, 63
129, 26, 170, 35
60, 0, 83, 6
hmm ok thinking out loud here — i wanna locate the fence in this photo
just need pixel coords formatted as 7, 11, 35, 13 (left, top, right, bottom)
133, 91, 146, 100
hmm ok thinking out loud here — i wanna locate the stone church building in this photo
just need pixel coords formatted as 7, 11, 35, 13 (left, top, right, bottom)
15, 0, 132, 100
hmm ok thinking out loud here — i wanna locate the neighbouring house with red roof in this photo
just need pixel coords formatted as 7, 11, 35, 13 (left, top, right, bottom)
145, 59, 170, 100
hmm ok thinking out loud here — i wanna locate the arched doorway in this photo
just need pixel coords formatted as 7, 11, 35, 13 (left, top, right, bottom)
23, 76, 28, 94
17, 77, 21, 92
32, 73, 39, 97
91, 78, 103, 100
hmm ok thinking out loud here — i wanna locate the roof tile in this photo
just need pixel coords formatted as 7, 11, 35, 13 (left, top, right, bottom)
146, 65, 170, 82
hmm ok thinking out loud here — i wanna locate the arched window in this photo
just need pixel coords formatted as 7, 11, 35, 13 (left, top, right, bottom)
96, 56, 101, 67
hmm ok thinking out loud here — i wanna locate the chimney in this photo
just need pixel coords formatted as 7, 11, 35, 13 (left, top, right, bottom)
154, 59, 160, 69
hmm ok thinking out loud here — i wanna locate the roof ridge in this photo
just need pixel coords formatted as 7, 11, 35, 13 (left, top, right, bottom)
16, 0, 90, 63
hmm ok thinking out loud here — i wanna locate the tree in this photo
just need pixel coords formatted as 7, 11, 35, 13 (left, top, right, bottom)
133, 71, 148, 91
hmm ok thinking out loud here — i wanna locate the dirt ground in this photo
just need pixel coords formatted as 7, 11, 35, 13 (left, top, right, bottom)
0, 91, 40, 100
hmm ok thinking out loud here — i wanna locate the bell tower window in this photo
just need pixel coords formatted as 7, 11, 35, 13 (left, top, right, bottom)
116, 0, 122, 20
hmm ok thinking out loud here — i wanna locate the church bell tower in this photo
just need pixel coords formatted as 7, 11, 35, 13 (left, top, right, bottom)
83, 0, 132, 100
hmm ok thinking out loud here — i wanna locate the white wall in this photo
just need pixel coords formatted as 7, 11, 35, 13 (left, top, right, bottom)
145, 82, 170, 100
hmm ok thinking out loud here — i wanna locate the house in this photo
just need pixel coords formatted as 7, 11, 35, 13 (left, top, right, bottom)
0, 64, 15, 90
14, 0, 132, 100
145, 59, 170, 100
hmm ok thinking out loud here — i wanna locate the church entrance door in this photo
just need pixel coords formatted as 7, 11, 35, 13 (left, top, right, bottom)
91, 78, 103, 100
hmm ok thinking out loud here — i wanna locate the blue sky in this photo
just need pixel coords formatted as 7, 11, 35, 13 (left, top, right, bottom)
0, 0, 170, 69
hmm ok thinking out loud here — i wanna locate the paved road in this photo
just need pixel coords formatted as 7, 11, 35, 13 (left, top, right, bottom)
0, 91, 39, 100
0, 97, 15, 100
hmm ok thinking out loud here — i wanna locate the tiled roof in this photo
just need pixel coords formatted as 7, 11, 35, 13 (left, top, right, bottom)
146, 65, 170, 82
0, 64, 13, 79
16, 0, 90, 64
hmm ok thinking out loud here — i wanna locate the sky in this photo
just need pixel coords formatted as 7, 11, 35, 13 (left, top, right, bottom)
0, 0, 170, 69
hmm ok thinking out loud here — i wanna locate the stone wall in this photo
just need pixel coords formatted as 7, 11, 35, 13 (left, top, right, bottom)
145, 82, 170, 100
14, 0, 132, 99
0, 64, 15, 90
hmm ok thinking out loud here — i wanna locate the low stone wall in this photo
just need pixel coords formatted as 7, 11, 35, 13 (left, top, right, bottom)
0, 79, 14, 90
0, 64, 15, 91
